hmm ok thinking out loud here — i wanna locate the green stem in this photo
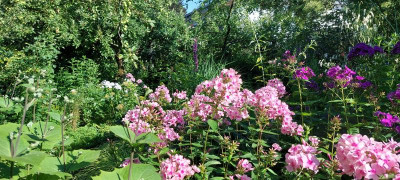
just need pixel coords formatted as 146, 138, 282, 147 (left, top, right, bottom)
9, 162, 14, 180
128, 151, 134, 180
297, 79, 304, 125
341, 88, 349, 130
61, 105, 67, 172
202, 126, 210, 179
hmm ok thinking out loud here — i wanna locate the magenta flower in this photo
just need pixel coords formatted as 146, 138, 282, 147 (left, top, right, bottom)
294, 67, 315, 80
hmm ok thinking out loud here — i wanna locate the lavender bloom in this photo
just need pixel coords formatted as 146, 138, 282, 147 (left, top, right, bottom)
387, 84, 400, 101
305, 80, 319, 91
294, 67, 315, 80
360, 81, 372, 89
392, 41, 400, 54
396, 126, 400, 134
193, 38, 198, 72
347, 43, 375, 60
373, 46, 384, 54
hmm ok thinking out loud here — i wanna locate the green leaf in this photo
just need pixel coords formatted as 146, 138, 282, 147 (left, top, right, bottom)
30, 149, 100, 175
66, 149, 101, 172
0, 123, 46, 165
92, 164, 161, 180
11, 151, 48, 166
110, 125, 135, 143
207, 120, 218, 131
136, 133, 161, 144
0, 97, 13, 108
47, 112, 61, 122
29, 156, 72, 178
204, 160, 221, 167
25, 122, 61, 150
210, 177, 225, 180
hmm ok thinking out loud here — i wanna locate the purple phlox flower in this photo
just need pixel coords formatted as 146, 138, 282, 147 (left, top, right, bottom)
347, 43, 375, 60
326, 65, 356, 87
375, 111, 400, 128
352, 75, 372, 89
387, 84, 400, 101
395, 126, 400, 134
305, 80, 319, 91
373, 46, 384, 54
294, 66, 315, 80
282, 50, 296, 63
391, 41, 400, 54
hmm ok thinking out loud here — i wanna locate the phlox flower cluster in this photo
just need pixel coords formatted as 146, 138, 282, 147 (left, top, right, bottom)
101, 80, 122, 90
173, 90, 187, 100
308, 136, 320, 147
191, 68, 248, 121
388, 84, 400, 101
119, 158, 141, 167
125, 73, 147, 88
160, 154, 200, 180
282, 50, 297, 64
267, 78, 286, 98
229, 159, 254, 180
149, 85, 172, 103
229, 174, 251, 180
285, 142, 320, 174
189, 68, 302, 136
347, 43, 384, 60
335, 134, 400, 180
305, 80, 319, 91
294, 66, 315, 81
272, 143, 282, 151
352, 75, 372, 89
326, 65, 371, 89
237, 159, 254, 173
126, 73, 135, 82
392, 41, 400, 54
251, 85, 303, 136
375, 111, 400, 133
122, 84, 185, 152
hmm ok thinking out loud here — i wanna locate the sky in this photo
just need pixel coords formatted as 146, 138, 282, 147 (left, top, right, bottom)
184, 0, 202, 14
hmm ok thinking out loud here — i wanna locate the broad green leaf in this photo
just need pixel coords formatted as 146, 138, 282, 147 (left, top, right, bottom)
110, 125, 135, 143
0, 123, 45, 165
47, 112, 61, 122
29, 156, 72, 178
136, 133, 161, 144
31, 149, 99, 176
92, 164, 161, 180
11, 151, 48, 166
207, 120, 218, 131
65, 149, 101, 172
25, 122, 61, 150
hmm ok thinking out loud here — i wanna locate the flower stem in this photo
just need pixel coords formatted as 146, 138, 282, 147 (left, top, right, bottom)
297, 79, 304, 125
